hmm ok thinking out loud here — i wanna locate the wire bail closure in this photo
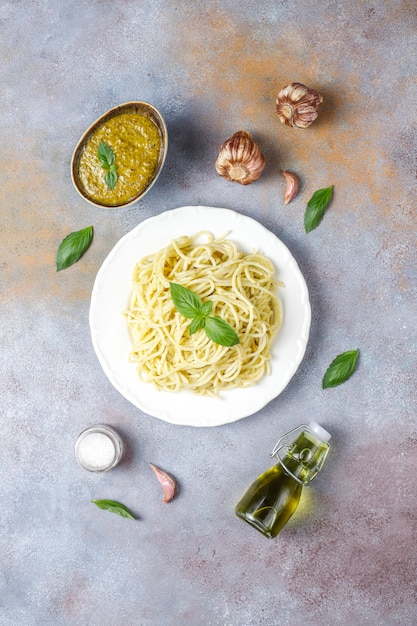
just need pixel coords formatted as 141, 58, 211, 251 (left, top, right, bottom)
270, 424, 311, 485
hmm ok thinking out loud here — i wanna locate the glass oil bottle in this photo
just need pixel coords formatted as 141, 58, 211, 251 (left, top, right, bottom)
235, 422, 331, 539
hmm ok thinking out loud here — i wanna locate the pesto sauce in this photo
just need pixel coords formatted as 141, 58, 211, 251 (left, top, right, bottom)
78, 112, 161, 205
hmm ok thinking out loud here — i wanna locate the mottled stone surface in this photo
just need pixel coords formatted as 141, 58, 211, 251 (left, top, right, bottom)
1, 1, 417, 624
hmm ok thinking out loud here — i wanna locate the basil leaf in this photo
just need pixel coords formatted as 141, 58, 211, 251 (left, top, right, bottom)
98, 141, 115, 167
98, 142, 118, 189
322, 349, 359, 389
170, 282, 203, 318
98, 154, 109, 168
304, 186, 334, 233
105, 169, 118, 190
56, 226, 93, 271
201, 300, 213, 316
204, 316, 239, 347
189, 316, 206, 335
91, 499, 135, 520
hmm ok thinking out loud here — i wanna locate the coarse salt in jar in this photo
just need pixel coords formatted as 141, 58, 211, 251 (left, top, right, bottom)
75, 424, 123, 472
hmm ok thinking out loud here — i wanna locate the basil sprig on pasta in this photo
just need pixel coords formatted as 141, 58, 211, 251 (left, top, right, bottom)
170, 282, 239, 347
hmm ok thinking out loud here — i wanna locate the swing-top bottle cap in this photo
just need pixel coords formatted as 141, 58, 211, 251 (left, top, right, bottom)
308, 421, 331, 442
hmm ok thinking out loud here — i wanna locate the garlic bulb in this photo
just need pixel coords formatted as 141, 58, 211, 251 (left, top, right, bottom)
276, 83, 323, 129
215, 130, 266, 185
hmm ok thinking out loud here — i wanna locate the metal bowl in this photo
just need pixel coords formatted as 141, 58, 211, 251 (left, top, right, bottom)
71, 101, 168, 209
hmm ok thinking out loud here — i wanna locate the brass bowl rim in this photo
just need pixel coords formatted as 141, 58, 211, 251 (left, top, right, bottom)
71, 101, 168, 209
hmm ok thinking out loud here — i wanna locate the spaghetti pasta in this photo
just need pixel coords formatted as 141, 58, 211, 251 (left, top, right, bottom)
124, 232, 282, 396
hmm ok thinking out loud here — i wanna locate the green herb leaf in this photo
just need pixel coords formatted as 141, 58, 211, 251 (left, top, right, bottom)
98, 141, 118, 190
189, 316, 206, 335
322, 349, 359, 389
104, 169, 118, 190
56, 226, 93, 271
201, 300, 213, 316
98, 141, 115, 167
91, 499, 135, 520
304, 186, 334, 233
170, 282, 239, 347
204, 316, 240, 347
169, 282, 203, 318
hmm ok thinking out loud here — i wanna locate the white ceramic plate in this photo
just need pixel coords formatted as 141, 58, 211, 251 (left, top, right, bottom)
89, 206, 311, 427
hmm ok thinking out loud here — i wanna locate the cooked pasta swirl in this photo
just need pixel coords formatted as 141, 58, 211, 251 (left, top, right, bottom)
124, 232, 282, 396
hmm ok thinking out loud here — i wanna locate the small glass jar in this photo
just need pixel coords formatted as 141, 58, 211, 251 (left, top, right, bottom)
75, 424, 123, 472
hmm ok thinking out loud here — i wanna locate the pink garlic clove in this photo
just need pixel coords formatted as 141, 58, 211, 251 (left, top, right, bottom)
282, 170, 299, 205
149, 463, 177, 502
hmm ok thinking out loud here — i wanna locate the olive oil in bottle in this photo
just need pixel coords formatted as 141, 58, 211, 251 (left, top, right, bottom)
235, 422, 331, 539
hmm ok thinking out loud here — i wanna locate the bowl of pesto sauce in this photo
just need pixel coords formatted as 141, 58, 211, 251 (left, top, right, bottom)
71, 101, 168, 208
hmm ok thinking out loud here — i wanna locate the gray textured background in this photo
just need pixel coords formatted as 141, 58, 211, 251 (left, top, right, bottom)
1, 1, 416, 624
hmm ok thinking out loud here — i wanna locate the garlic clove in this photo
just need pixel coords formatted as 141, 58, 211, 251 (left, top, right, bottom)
215, 130, 266, 185
276, 83, 323, 129
282, 171, 299, 205
149, 462, 177, 503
